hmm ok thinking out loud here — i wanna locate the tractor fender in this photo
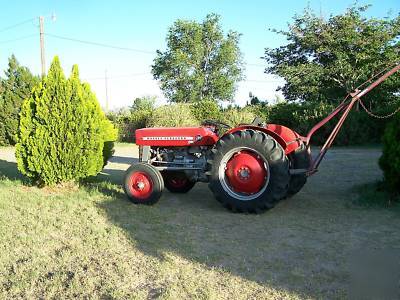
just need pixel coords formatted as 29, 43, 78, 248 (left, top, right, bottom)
224, 124, 304, 155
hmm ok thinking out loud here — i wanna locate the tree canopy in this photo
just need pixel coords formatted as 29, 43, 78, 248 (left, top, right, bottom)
263, 5, 400, 106
152, 14, 244, 103
130, 95, 156, 112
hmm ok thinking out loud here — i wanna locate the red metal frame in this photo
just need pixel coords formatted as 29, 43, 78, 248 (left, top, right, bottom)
306, 64, 400, 175
226, 124, 302, 155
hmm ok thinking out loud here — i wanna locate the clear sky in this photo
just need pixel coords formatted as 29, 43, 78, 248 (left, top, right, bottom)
0, 0, 399, 109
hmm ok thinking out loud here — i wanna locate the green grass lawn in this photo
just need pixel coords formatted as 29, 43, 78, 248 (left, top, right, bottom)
0, 146, 399, 299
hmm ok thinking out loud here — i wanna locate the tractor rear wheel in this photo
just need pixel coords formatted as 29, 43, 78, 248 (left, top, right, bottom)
162, 171, 196, 193
208, 129, 289, 213
123, 163, 164, 205
287, 143, 311, 197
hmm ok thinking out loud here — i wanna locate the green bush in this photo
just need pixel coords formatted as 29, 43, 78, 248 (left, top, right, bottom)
16, 57, 115, 186
147, 104, 199, 127
379, 113, 400, 194
264, 101, 387, 146
107, 97, 156, 143
113, 109, 152, 142
0, 55, 38, 146
101, 117, 118, 167
244, 104, 268, 121
190, 100, 221, 122
220, 107, 256, 127
130, 109, 152, 132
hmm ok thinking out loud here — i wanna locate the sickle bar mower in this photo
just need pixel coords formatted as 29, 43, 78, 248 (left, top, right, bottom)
123, 64, 400, 213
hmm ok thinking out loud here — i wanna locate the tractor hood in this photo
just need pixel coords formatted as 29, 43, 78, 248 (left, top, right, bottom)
135, 127, 219, 147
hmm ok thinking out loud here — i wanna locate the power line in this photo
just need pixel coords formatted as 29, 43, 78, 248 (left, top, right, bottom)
46, 32, 266, 67
0, 17, 36, 33
0, 34, 36, 44
0, 17, 265, 69
45, 33, 155, 54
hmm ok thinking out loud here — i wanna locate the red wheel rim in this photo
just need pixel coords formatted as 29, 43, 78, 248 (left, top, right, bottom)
168, 176, 188, 188
128, 171, 153, 200
225, 150, 268, 195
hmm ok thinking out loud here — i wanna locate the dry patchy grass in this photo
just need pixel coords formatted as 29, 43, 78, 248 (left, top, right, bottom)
0, 145, 399, 299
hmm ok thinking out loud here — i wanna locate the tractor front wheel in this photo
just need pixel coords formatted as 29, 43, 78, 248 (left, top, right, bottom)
123, 163, 164, 205
208, 129, 289, 213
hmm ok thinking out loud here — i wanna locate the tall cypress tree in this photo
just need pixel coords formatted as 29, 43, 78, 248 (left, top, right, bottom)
16, 57, 116, 185
0, 55, 38, 145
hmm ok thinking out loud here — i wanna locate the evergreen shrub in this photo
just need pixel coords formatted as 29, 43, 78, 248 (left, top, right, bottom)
16, 57, 116, 185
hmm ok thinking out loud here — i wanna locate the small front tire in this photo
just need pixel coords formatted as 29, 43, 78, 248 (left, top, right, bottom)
123, 163, 164, 205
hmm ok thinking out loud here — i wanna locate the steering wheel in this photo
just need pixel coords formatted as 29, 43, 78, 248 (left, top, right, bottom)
202, 120, 231, 129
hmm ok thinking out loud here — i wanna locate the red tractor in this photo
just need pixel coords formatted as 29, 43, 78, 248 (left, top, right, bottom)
123, 64, 400, 213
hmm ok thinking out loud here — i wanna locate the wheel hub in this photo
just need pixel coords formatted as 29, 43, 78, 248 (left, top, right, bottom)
129, 172, 153, 199
238, 167, 251, 179
225, 151, 268, 195
137, 181, 145, 190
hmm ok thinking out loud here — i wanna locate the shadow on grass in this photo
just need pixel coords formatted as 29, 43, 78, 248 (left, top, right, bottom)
81, 156, 138, 198
96, 174, 323, 299
97, 188, 324, 298
352, 181, 400, 210
0, 159, 27, 182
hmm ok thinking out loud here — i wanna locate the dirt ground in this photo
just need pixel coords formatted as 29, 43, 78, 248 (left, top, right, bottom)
1, 144, 399, 299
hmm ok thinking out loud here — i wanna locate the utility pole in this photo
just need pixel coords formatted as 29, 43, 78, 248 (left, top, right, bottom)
105, 70, 109, 112
39, 16, 46, 77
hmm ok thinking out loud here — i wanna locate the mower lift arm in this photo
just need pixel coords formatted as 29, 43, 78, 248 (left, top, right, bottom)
306, 63, 400, 176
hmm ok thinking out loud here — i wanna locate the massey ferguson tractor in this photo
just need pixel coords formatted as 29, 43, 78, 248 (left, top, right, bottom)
123, 64, 400, 213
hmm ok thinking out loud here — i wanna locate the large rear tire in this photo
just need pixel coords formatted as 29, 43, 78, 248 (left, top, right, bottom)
208, 129, 290, 213
123, 163, 164, 205
287, 143, 311, 197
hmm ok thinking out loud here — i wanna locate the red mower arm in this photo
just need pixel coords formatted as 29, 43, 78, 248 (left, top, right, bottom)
307, 63, 400, 176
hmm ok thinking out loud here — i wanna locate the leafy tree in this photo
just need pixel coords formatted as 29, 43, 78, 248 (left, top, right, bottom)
130, 95, 156, 112
152, 13, 244, 103
190, 99, 221, 122
264, 5, 400, 106
16, 57, 116, 185
0, 55, 39, 145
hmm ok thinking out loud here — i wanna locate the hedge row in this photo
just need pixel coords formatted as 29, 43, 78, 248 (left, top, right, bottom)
110, 100, 389, 146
